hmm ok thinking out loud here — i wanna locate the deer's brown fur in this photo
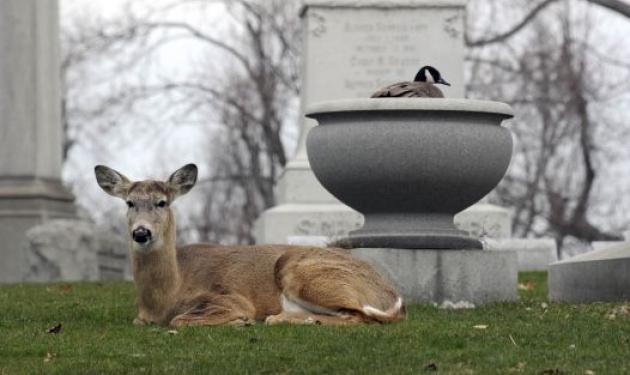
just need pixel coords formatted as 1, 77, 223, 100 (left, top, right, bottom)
95, 164, 405, 327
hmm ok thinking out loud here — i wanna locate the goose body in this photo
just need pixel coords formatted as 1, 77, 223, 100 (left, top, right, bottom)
371, 81, 445, 98
371, 66, 450, 98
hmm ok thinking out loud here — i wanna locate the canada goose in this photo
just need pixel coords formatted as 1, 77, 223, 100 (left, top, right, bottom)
371, 66, 451, 98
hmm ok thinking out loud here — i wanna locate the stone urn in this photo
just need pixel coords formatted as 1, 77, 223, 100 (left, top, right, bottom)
305, 98, 513, 249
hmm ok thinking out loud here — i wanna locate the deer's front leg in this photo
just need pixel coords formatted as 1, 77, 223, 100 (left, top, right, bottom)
169, 294, 256, 327
133, 316, 150, 326
133, 309, 154, 326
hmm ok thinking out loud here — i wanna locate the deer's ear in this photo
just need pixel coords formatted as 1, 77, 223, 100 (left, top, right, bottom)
167, 164, 198, 200
94, 165, 131, 198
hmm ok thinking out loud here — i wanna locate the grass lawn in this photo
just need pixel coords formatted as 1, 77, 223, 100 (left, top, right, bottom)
1, 272, 630, 374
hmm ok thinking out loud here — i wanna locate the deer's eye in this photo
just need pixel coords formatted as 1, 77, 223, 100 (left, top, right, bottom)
157, 200, 167, 208
126, 201, 135, 208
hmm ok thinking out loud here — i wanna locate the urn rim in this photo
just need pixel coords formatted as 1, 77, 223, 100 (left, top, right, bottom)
305, 98, 514, 119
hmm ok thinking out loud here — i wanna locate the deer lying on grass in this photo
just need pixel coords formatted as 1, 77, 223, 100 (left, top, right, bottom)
95, 164, 405, 327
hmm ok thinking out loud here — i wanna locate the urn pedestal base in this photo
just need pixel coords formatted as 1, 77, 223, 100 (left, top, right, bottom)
336, 233, 482, 250
333, 213, 482, 249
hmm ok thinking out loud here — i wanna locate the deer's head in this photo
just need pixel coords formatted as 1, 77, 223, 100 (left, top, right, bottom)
94, 164, 197, 252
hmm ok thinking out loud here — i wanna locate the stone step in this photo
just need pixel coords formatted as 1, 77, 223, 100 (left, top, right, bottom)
484, 238, 557, 271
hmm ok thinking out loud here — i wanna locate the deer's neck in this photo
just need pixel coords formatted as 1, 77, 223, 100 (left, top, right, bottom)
131, 213, 181, 319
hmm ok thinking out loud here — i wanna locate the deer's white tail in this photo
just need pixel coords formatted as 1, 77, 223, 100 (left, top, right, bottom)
361, 297, 404, 322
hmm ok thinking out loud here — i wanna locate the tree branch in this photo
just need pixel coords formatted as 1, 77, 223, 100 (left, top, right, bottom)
467, 0, 630, 48
141, 21, 255, 77
466, 0, 560, 47
588, 0, 630, 19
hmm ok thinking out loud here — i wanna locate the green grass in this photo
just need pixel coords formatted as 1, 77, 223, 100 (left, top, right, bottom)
1, 272, 629, 374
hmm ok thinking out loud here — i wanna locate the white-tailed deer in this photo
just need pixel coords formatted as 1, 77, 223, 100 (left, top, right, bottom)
94, 164, 405, 326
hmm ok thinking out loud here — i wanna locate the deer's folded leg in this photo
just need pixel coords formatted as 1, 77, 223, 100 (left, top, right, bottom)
169, 293, 256, 327
264, 311, 363, 326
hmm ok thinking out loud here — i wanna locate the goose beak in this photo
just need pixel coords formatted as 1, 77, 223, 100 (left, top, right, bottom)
438, 78, 451, 86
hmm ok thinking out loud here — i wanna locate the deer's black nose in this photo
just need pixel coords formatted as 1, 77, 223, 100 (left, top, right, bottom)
132, 226, 152, 243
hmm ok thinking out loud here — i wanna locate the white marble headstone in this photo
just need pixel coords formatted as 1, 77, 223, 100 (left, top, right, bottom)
303, 0, 465, 102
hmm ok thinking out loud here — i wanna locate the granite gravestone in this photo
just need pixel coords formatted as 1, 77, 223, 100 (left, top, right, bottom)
549, 242, 630, 303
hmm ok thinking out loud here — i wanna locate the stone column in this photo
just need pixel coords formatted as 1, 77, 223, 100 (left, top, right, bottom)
0, 0, 75, 282
256, 0, 491, 244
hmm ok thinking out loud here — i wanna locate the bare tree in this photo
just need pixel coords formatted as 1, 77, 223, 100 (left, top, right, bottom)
61, 0, 302, 244
60, 7, 157, 161
151, 1, 302, 244
467, 0, 630, 252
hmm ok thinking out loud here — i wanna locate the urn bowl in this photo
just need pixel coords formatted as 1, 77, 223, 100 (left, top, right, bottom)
305, 98, 514, 249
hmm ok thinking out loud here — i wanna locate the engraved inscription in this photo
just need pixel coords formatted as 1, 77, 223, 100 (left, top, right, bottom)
295, 218, 362, 238
443, 13, 462, 39
340, 20, 429, 97
454, 215, 509, 238
309, 12, 327, 37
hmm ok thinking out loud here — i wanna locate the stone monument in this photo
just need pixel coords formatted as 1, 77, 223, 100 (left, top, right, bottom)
255, 0, 514, 247
0, 0, 76, 282
253, 0, 522, 304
